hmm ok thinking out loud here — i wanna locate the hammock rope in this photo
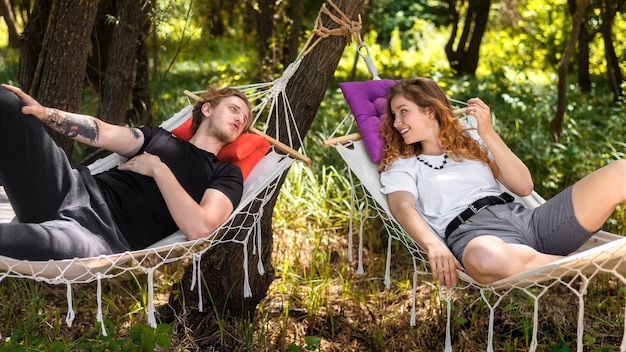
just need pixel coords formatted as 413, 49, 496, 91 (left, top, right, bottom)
299, 0, 361, 58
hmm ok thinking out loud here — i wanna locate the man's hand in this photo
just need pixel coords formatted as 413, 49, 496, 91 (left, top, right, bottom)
118, 152, 164, 177
1, 84, 47, 121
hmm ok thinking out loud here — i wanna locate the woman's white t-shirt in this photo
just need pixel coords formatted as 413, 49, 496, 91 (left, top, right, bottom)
379, 131, 502, 238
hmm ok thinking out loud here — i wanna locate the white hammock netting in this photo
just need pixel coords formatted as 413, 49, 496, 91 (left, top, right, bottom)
0, 0, 368, 339
327, 107, 626, 352
0, 62, 311, 335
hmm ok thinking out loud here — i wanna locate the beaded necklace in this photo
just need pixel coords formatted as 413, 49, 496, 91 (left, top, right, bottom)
417, 154, 448, 170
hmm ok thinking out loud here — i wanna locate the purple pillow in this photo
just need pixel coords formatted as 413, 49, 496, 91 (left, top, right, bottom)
339, 80, 397, 163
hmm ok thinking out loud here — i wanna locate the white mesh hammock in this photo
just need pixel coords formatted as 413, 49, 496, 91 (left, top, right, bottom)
0, 0, 365, 338
324, 86, 626, 352
0, 61, 313, 336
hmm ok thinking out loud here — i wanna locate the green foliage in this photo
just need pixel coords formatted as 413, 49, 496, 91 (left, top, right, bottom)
288, 336, 322, 351
369, 0, 450, 47
483, 0, 570, 76
550, 340, 573, 352
61, 322, 171, 352
0, 47, 19, 85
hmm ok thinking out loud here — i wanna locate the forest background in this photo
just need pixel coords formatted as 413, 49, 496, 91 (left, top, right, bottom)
0, 0, 625, 351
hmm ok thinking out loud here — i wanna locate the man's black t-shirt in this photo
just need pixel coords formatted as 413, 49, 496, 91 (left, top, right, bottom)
94, 126, 243, 249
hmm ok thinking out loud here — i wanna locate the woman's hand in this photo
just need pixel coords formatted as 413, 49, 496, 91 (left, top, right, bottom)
466, 97, 534, 196
466, 97, 494, 136
387, 191, 465, 288
427, 242, 464, 288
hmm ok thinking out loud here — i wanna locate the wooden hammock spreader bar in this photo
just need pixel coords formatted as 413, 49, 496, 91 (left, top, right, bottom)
323, 107, 467, 148
183, 90, 311, 165
323, 132, 362, 148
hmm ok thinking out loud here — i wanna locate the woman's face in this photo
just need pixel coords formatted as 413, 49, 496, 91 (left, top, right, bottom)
390, 95, 436, 145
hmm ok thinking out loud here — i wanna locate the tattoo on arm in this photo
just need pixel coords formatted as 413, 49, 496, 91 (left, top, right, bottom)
130, 128, 141, 139
47, 109, 99, 143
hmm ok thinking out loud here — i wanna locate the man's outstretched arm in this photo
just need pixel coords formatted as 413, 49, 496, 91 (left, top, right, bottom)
2, 84, 144, 158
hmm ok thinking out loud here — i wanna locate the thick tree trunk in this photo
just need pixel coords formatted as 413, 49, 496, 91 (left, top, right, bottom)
79, 0, 152, 165
570, 0, 594, 93
18, 0, 100, 158
209, 0, 225, 37
576, 25, 592, 92
256, 0, 275, 74
163, 1, 365, 349
445, 0, 492, 76
285, 0, 304, 65
554, 0, 589, 142
86, 0, 150, 125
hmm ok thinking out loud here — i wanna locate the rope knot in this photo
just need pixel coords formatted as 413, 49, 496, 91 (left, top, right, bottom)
300, 0, 362, 57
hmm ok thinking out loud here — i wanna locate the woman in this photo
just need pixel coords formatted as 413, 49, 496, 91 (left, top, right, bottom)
379, 77, 623, 287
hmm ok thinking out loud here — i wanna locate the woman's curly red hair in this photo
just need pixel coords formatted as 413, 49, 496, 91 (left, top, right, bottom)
378, 77, 498, 177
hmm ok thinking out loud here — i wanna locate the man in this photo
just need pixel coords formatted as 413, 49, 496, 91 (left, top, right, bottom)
0, 84, 251, 260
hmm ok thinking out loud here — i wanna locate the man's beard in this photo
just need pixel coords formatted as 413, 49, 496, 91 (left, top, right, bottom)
207, 121, 238, 144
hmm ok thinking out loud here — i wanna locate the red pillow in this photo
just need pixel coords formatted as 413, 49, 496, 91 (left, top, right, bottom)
217, 133, 270, 180
171, 117, 194, 141
171, 117, 270, 180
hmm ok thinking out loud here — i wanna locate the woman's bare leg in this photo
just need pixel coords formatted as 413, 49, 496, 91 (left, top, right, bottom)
570, 160, 626, 232
462, 236, 564, 284
462, 160, 626, 284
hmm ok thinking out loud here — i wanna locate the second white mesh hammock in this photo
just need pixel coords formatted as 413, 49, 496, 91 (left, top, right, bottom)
326, 102, 626, 352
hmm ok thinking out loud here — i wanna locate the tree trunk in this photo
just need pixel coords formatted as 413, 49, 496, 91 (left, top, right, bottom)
445, 0, 492, 76
0, 0, 20, 47
554, 0, 589, 142
163, 1, 365, 349
85, 0, 150, 125
209, 0, 225, 37
79, 0, 152, 165
599, 0, 623, 101
576, 24, 592, 92
256, 0, 275, 75
285, 0, 304, 65
18, 0, 100, 158
570, 0, 593, 92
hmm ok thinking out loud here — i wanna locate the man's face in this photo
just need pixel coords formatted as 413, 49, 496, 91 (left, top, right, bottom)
204, 96, 250, 143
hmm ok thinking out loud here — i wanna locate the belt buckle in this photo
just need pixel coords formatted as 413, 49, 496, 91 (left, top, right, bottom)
468, 203, 480, 213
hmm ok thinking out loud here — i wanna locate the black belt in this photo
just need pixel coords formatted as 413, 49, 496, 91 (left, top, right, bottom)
445, 192, 515, 236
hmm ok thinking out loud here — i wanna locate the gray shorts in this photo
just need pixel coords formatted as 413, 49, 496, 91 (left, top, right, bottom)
446, 186, 593, 264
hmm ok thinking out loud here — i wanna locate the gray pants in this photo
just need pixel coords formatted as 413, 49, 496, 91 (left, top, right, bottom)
446, 186, 593, 264
0, 86, 130, 260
